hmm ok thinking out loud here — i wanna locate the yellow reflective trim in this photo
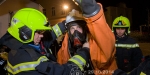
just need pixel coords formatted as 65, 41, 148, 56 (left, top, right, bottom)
74, 55, 86, 65
6, 56, 48, 75
127, 72, 130, 74
115, 44, 117, 47
140, 72, 146, 75
69, 58, 83, 71
69, 55, 86, 71
8, 73, 10, 75
48, 48, 52, 54
52, 24, 62, 37
115, 43, 139, 48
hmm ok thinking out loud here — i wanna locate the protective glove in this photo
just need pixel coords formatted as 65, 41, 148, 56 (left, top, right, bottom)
0, 52, 8, 60
73, 0, 100, 17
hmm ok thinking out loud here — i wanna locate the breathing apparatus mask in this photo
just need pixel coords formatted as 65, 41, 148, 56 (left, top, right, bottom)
67, 21, 87, 50
65, 9, 88, 53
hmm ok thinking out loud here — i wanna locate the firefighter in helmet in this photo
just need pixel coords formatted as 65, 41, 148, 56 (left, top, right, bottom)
57, 0, 118, 74
112, 16, 143, 72
1, 8, 90, 75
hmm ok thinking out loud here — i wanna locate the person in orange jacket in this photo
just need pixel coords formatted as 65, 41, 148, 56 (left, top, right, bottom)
57, 0, 118, 75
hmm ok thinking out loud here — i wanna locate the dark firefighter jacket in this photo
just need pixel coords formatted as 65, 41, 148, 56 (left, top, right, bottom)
115, 35, 143, 72
1, 32, 89, 75
0, 21, 66, 75
0, 21, 90, 75
113, 55, 150, 75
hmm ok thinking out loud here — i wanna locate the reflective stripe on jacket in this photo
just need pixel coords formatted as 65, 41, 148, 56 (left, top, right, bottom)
6, 56, 48, 75
115, 43, 139, 48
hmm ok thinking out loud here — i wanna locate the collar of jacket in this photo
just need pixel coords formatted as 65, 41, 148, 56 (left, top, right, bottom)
115, 34, 128, 41
1, 33, 23, 50
28, 44, 41, 52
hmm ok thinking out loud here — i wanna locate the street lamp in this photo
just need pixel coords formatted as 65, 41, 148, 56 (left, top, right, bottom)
63, 4, 69, 15
63, 5, 68, 10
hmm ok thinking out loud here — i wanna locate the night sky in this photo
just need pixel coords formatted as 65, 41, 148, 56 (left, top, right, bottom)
96, 0, 150, 30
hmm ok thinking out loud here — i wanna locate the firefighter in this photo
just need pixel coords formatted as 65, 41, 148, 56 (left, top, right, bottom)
112, 16, 143, 72
57, 0, 117, 75
1, 8, 90, 75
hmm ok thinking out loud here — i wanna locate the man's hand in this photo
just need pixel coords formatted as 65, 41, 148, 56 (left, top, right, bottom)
0, 52, 8, 60
82, 42, 89, 48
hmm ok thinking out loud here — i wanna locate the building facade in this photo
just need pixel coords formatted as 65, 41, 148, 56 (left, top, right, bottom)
0, 1, 133, 37
0, 0, 43, 37
36, 0, 80, 25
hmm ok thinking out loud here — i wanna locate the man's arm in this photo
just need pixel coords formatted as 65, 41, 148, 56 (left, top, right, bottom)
35, 46, 90, 75
41, 20, 66, 48
113, 55, 150, 75
131, 43, 143, 68
73, 0, 116, 68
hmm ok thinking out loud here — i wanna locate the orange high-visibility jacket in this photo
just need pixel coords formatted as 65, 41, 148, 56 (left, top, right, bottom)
57, 3, 117, 75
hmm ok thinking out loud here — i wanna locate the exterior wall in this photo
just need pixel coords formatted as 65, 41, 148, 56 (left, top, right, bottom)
0, 0, 133, 37
0, 14, 9, 37
0, 0, 41, 37
36, 0, 80, 25
35, 0, 133, 28
0, 0, 30, 16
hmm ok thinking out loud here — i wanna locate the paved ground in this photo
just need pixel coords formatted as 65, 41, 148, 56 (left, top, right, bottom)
138, 43, 150, 56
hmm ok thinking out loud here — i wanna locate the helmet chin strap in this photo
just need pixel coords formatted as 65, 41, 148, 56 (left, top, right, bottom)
117, 35, 125, 38
116, 32, 128, 38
